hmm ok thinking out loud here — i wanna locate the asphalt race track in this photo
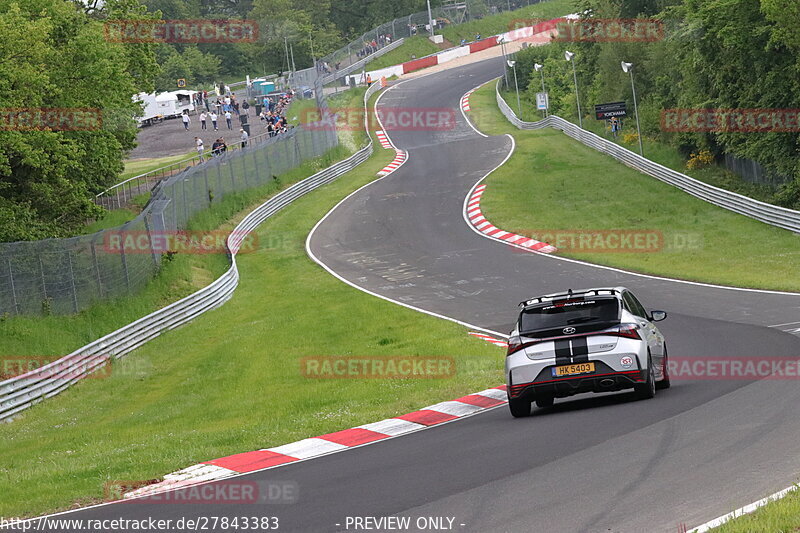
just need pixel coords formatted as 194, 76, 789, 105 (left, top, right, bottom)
36, 58, 800, 533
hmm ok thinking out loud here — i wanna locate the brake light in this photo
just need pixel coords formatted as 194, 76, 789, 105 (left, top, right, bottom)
608, 324, 641, 340
506, 337, 522, 356
506, 337, 539, 356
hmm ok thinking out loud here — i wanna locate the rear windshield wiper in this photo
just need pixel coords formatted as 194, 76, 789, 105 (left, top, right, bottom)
566, 316, 602, 325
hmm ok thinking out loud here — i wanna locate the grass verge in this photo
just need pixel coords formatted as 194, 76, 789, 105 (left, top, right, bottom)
709, 486, 800, 532
503, 87, 784, 206
468, 81, 800, 292
0, 88, 502, 518
365, 36, 441, 70
363, 0, 574, 72
121, 152, 195, 181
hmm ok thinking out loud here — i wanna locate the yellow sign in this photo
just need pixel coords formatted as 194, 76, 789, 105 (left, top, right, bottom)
177, 78, 186, 87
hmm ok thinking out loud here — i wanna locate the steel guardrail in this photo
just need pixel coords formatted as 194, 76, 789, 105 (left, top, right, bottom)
0, 82, 382, 422
495, 80, 800, 233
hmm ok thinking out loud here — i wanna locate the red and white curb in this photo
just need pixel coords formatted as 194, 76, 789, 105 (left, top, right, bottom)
466, 184, 557, 253
468, 331, 509, 348
375, 130, 393, 149
460, 89, 475, 112
124, 386, 508, 499
377, 149, 407, 176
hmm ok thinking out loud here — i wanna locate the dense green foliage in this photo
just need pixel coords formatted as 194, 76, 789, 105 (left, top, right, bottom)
0, 0, 157, 241
511, 0, 800, 209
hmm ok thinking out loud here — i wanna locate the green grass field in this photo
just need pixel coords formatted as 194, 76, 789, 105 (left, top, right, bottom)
503, 87, 783, 205
439, 0, 574, 44
365, 36, 442, 70
710, 487, 800, 532
364, 0, 575, 71
0, 88, 501, 518
468, 81, 800, 292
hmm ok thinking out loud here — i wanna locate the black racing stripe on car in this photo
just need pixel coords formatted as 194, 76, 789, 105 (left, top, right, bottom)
571, 336, 589, 363
555, 339, 571, 365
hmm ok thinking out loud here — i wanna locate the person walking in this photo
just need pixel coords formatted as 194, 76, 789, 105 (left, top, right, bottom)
610, 116, 620, 138
195, 136, 204, 160
225, 110, 232, 130
199, 111, 207, 130
210, 111, 218, 131
240, 128, 248, 149
181, 111, 190, 130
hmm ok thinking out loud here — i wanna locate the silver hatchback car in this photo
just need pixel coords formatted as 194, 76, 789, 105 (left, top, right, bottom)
505, 287, 669, 417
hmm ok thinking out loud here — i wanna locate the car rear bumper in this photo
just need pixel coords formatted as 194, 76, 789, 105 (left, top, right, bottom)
508, 361, 646, 399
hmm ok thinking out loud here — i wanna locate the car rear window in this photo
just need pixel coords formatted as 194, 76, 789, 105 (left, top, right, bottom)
519, 297, 620, 334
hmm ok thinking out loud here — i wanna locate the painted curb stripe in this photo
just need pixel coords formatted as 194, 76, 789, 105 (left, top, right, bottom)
465, 185, 557, 254
460, 89, 475, 112
377, 149, 407, 176
468, 331, 509, 348
124, 383, 510, 498
375, 130, 392, 149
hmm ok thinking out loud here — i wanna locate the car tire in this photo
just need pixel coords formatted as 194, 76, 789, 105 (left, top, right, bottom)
634, 354, 656, 400
508, 396, 531, 418
656, 346, 671, 390
535, 396, 554, 408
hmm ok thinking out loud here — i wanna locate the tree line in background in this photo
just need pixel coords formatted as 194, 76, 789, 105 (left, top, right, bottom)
0, 0, 439, 241
512, 0, 800, 209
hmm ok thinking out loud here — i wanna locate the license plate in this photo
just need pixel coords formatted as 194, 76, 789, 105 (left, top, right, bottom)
552, 362, 595, 377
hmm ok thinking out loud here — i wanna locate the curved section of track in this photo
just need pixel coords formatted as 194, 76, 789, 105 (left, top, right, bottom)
43, 58, 799, 533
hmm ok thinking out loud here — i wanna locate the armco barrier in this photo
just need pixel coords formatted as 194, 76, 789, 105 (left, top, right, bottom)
0, 82, 383, 423
494, 81, 800, 233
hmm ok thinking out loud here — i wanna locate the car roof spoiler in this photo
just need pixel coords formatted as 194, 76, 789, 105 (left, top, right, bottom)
519, 288, 619, 308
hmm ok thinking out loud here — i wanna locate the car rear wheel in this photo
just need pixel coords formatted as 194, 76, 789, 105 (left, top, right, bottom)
508, 396, 531, 418
656, 346, 671, 390
634, 354, 656, 400
535, 396, 554, 408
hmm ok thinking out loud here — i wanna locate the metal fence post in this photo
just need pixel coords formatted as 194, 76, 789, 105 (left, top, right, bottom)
6, 259, 18, 315
203, 166, 210, 206
39, 255, 47, 301
90, 240, 103, 298
120, 246, 131, 294
66, 250, 79, 313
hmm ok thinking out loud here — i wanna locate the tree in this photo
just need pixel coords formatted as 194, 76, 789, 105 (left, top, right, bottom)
0, 0, 158, 241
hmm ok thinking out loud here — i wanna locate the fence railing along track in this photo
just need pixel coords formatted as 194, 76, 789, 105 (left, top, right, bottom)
0, 82, 382, 422
494, 80, 800, 234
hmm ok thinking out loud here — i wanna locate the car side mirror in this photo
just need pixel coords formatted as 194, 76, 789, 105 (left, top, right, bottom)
650, 310, 667, 322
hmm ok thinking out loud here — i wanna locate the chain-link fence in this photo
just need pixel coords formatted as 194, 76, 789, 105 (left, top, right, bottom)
292, 0, 549, 88
0, 79, 337, 316
722, 153, 792, 186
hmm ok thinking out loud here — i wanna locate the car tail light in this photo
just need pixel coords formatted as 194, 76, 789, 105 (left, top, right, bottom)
506, 337, 523, 357
506, 337, 539, 356
606, 324, 641, 340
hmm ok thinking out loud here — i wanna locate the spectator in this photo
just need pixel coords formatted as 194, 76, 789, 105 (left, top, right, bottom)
210, 111, 218, 131
240, 128, 248, 148
199, 111, 207, 130
218, 137, 227, 153
242, 100, 250, 114
225, 110, 232, 130
610, 116, 620, 138
181, 111, 190, 130
195, 137, 204, 160
211, 138, 222, 156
